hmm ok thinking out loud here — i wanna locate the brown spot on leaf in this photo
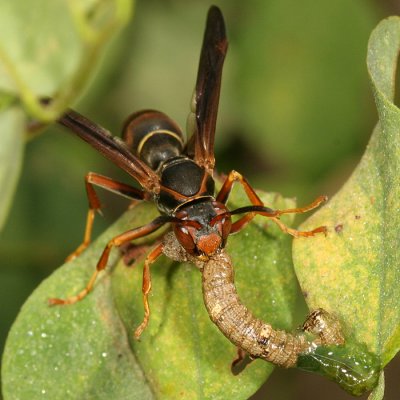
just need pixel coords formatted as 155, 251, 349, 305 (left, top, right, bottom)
335, 224, 344, 233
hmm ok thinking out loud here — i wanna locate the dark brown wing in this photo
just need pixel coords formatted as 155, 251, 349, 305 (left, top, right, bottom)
192, 6, 228, 173
58, 109, 160, 194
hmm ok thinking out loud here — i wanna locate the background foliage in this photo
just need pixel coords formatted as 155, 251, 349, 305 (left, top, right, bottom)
0, 0, 399, 399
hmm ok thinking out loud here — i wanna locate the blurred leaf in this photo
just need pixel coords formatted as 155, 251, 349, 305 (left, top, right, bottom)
0, 107, 24, 230
101, 3, 207, 126
0, 0, 132, 233
2, 188, 299, 399
293, 15, 400, 372
236, 0, 377, 178
0, 0, 132, 121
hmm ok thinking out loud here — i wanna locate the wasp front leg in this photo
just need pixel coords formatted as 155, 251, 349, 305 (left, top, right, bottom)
216, 170, 263, 232
49, 216, 169, 306
217, 170, 327, 237
134, 243, 164, 339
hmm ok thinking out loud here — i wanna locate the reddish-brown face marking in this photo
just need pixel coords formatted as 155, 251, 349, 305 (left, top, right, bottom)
197, 232, 222, 255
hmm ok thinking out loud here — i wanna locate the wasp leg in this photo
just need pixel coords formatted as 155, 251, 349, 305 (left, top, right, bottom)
134, 243, 164, 339
217, 170, 262, 204
272, 195, 327, 216
66, 172, 147, 262
232, 202, 327, 237
269, 216, 327, 238
217, 170, 327, 237
49, 216, 168, 305
217, 170, 263, 232
247, 197, 328, 237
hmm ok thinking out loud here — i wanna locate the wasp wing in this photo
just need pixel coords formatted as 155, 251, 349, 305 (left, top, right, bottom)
59, 109, 160, 194
189, 6, 228, 173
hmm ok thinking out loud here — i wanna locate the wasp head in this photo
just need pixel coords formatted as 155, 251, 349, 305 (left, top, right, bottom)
173, 200, 231, 259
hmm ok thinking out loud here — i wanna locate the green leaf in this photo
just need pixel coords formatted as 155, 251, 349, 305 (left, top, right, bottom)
0, 0, 132, 121
2, 189, 299, 399
2, 204, 154, 400
293, 13, 400, 388
0, 106, 24, 230
368, 371, 385, 400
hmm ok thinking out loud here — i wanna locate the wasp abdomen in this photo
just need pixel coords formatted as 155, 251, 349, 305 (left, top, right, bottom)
122, 110, 184, 170
202, 251, 309, 367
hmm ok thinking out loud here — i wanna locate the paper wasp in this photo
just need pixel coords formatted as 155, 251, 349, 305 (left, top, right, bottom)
49, 6, 327, 341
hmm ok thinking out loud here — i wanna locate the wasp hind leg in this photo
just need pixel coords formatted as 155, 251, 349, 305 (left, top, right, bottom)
66, 172, 147, 262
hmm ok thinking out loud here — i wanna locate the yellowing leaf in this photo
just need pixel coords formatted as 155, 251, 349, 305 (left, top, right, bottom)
293, 16, 400, 386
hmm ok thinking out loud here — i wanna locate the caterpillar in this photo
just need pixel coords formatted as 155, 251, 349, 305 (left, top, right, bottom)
162, 231, 380, 395
163, 232, 342, 367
